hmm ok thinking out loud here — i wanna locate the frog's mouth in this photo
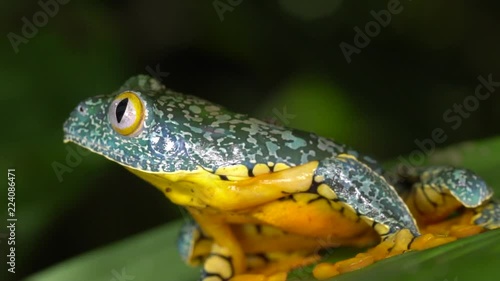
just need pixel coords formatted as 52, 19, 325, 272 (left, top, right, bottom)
63, 132, 116, 159
62, 109, 117, 156
63, 132, 150, 175
63, 117, 126, 163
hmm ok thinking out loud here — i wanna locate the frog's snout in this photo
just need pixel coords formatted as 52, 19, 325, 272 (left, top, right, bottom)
63, 101, 92, 144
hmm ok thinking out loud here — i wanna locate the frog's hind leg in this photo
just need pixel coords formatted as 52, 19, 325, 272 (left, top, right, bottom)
311, 155, 455, 279
472, 199, 500, 230
396, 166, 494, 236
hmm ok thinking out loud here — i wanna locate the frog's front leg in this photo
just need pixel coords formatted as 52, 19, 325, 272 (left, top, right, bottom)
186, 209, 290, 281
187, 208, 247, 280
178, 218, 326, 281
315, 154, 420, 238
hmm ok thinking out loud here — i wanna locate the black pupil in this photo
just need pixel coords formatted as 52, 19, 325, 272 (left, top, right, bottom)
115, 98, 129, 123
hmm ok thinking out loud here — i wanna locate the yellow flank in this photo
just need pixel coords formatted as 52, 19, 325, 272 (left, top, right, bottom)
273, 163, 290, 172
252, 163, 271, 176
216, 164, 251, 178
128, 162, 317, 211
124, 166, 212, 208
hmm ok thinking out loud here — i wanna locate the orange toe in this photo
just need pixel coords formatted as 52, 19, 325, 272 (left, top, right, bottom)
313, 263, 340, 280
336, 255, 375, 273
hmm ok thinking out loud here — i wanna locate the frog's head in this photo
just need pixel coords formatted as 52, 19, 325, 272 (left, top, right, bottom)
63, 75, 198, 173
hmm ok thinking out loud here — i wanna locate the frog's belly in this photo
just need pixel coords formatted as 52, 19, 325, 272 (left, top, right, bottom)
227, 193, 377, 243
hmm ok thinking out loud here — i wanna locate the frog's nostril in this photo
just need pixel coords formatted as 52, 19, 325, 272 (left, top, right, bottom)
77, 104, 89, 115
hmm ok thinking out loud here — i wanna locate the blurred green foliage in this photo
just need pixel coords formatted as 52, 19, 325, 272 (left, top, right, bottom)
0, 0, 499, 280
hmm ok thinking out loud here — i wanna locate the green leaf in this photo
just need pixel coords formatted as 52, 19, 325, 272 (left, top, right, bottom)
26, 220, 199, 281
27, 137, 500, 281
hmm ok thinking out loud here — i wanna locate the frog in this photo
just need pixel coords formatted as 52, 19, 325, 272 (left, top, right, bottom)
63, 75, 499, 281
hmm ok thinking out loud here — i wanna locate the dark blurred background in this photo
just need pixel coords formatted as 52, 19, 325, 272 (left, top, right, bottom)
0, 0, 499, 280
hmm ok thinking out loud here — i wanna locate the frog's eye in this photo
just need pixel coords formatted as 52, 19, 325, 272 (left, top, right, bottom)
108, 91, 145, 136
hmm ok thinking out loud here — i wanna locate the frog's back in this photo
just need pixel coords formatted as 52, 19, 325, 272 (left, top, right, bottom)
154, 90, 381, 174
